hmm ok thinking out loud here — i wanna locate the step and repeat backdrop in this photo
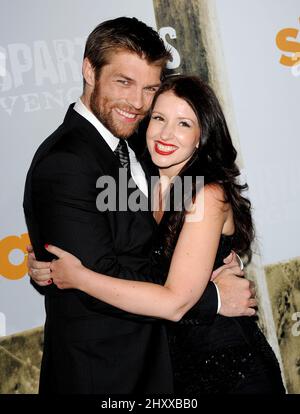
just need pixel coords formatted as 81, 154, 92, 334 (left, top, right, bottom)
1, 0, 299, 391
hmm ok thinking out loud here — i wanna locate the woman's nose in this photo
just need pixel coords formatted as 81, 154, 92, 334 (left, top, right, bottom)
160, 124, 174, 141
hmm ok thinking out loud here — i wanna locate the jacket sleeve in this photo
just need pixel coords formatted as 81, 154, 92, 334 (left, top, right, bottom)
29, 147, 165, 323
29, 146, 217, 325
182, 282, 218, 325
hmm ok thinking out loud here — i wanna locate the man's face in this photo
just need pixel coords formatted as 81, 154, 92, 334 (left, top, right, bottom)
90, 51, 162, 139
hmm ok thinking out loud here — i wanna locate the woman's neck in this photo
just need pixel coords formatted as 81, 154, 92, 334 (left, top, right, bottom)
153, 169, 178, 224
158, 166, 180, 181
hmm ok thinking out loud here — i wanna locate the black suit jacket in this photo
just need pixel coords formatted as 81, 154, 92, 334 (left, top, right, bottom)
23, 104, 217, 394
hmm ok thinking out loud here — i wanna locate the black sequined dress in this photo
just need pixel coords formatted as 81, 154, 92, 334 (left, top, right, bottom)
152, 233, 285, 394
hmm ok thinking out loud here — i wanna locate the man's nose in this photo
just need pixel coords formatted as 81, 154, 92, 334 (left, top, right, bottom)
127, 88, 144, 110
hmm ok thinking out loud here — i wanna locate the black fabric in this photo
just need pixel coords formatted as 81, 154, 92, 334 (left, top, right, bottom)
23, 105, 172, 394
23, 104, 218, 394
163, 235, 286, 394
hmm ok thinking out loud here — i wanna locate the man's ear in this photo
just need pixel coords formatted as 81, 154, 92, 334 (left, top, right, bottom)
82, 58, 95, 88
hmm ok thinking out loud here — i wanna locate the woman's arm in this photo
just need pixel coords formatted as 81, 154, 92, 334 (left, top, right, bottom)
49, 185, 232, 321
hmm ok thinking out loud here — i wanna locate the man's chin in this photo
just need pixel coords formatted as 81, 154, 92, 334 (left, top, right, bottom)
113, 123, 139, 139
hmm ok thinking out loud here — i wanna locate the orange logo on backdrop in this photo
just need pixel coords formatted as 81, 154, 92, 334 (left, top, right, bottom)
0, 233, 30, 280
276, 19, 300, 67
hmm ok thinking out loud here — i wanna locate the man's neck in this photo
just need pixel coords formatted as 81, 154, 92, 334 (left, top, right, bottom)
80, 94, 91, 111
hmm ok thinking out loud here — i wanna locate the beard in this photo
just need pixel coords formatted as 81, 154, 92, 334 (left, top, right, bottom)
90, 84, 146, 139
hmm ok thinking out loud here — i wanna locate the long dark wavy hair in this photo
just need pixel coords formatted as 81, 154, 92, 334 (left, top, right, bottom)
149, 75, 254, 264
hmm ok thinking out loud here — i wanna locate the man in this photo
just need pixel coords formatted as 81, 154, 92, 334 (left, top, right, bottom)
24, 17, 255, 394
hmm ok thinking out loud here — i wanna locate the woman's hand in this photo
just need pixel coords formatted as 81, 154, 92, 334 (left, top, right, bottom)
45, 244, 84, 290
27, 245, 52, 286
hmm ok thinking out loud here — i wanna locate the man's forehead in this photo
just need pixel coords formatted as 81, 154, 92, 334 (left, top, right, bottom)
101, 55, 162, 85
105, 50, 163, 72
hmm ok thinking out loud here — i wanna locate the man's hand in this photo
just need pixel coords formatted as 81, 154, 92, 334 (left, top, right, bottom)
214, 265, 256, 317
212, 251, 257, 317
210, 251, 244, 281
26, 245, 52, 286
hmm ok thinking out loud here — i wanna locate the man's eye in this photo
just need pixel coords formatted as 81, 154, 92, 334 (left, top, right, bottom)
117, 80, 129, 85
145, 87, 159, 93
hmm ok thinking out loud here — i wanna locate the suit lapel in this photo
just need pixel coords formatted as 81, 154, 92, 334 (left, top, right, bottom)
64, 105, 122, 182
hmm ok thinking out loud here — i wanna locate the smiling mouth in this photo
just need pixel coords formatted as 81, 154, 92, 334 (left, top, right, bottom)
114, 108, 139, 123
154, 141, 178, 155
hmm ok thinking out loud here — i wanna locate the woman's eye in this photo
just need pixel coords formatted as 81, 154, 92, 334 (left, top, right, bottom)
152, 115, 164, 121
179, 121, 191, 128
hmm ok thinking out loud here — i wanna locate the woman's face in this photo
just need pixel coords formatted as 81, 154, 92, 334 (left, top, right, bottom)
146, 91, 201, 176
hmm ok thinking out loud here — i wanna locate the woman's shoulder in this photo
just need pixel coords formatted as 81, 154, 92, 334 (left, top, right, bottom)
185, 183, 230, 223
203, 183, 227, 203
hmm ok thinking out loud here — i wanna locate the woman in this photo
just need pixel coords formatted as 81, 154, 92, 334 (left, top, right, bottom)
32, 76, 285, 394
